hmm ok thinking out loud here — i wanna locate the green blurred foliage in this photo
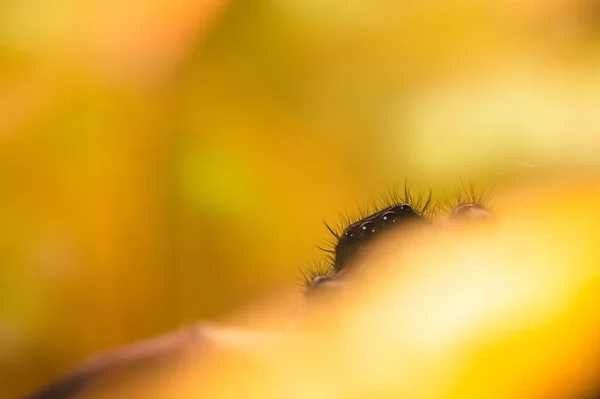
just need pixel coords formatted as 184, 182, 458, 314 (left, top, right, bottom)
1, 0, 600, 396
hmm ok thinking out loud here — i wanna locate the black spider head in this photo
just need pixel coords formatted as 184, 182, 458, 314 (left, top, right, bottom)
333, 204, 424, 272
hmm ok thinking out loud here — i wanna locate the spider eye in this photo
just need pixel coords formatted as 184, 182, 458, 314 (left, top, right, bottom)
305, 274, 346, 300
360, 221, 376, 237
381, 211, 397, 227
389, 204, 420, 220
398, 204, 417, 214
450, 203, 490, 220
309, 275, 333, 287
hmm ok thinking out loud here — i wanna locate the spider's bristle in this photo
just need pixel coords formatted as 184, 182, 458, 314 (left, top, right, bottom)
316, 245, 335, 254
323, 221, 339, 239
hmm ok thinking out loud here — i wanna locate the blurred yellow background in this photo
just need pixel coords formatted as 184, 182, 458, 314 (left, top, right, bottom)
1, 0, 599, 397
